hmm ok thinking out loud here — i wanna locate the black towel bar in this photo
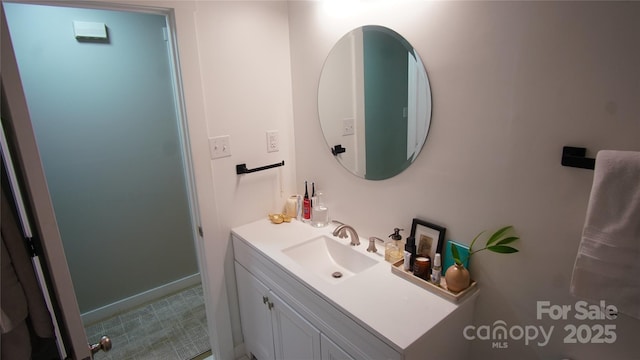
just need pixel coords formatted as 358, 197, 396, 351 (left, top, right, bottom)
561, 146, 595, 170
236, 161, 285, 175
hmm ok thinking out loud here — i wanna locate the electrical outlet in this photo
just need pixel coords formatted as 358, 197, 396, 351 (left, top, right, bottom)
343, 118, 354, 136
267, 130, 279, 153
209, 135, 231, 159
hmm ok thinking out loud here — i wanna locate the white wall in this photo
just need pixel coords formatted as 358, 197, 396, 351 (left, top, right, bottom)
191, 0, 296, 352
318, 28, 362, 176
288, 2, 640, 359
130, 1, 296, 353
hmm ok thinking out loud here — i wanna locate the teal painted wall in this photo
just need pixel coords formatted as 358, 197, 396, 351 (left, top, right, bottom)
363, 26, 410, 180
5, 3, 198, 314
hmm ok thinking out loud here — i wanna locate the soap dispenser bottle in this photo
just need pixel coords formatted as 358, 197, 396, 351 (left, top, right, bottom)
385, 228, 404, 263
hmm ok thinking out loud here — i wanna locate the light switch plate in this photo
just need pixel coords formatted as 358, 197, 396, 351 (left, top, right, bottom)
209, 135, 231, 159
342, 118, 354, 136
266, 130, 279, 153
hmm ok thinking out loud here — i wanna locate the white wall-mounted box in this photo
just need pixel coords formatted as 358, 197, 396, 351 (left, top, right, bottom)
73, 21, 107, 40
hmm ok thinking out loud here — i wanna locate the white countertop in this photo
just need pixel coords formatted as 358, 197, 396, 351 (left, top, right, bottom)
231, 218, 478, 351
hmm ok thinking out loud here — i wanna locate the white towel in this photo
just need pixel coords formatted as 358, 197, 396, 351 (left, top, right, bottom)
570, 150, 640, 319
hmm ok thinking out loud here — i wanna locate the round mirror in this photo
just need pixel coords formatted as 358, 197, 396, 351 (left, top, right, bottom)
318, 25, 432, 180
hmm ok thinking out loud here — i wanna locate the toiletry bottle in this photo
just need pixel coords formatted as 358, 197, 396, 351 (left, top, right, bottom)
285, 195, 298, 218
303, 181, 311, 220
385, 228, 404, 263
431, 253, 442, 285
311, 192, 329, 227
310, 182, 317, 218
403, 236, 416, 272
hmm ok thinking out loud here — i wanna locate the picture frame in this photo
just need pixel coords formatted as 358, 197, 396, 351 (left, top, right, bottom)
410, 218, 446, 262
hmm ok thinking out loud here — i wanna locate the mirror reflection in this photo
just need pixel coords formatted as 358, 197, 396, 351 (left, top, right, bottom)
318, 25, 432, 180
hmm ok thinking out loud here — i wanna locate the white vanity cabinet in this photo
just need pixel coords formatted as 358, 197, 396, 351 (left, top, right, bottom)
232, 220, 477, 360
235, 262, 322, 360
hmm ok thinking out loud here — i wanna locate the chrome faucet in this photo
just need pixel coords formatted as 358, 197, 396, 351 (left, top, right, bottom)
366, 237, 385, 253
332, 223, 360, 246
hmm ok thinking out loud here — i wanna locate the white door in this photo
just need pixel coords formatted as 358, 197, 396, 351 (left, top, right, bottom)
235, 262, 275, 360
1, 7, 91, 357
270, 291, 321, 360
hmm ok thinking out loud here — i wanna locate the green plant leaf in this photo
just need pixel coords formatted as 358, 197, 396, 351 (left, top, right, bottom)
487, 245, 519, 254
451, 243, 462, 265
485, 226, 513, 246
469, 230, 486, 252
495, 236, 519, 246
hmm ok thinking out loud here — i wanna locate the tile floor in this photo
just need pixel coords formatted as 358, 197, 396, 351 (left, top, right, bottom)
85, 284, 210, 360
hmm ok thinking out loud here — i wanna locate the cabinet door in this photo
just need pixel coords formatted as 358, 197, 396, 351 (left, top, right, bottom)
235, 262, 275, 360
321, 334, 355, 360
270, 291, 321, 360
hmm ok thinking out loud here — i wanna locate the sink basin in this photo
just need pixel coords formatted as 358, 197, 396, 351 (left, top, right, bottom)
282, 235, 378, 282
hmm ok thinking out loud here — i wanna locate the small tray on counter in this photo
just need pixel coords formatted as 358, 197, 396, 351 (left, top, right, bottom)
391, 260, 477, 303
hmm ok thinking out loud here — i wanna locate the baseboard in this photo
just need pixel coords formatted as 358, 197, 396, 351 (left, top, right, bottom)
81, 273, 201, 325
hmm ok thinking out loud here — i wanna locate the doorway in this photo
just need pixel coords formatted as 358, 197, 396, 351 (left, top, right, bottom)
4, 2, 211, 359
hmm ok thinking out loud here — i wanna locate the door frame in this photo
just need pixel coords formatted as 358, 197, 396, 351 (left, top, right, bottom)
1, 1, 234, 359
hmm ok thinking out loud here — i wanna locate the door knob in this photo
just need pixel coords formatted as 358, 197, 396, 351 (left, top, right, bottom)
89, 335, 112, 356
